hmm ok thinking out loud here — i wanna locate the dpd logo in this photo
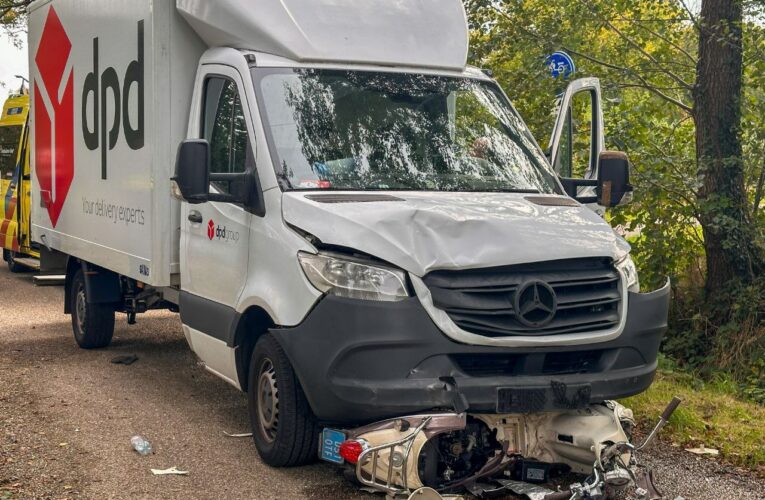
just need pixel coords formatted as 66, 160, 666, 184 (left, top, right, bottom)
207, 219, 240, 243
34, 7, 74, 228
82, 20, 145, 179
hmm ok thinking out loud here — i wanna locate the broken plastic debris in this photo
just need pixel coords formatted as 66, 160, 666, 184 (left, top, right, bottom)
685, 445, 719, 456
131, 435, 153, 455
223, 431, 253, 438
495, 479, 554, 500
151, 467, 189, 476
111, 354, 139, 365
406, 487, 465, 500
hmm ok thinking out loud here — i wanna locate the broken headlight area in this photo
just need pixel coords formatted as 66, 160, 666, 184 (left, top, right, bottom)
329, 400, 677, 500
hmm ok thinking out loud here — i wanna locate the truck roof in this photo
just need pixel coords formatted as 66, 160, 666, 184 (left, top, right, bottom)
176, 0, 469, 71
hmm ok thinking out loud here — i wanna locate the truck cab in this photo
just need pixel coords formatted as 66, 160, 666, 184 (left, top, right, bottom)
173, 48, 669, 466
0, 86, 36, 272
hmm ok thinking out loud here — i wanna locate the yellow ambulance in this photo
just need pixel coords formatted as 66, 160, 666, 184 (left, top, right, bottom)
0, 83, 36, 272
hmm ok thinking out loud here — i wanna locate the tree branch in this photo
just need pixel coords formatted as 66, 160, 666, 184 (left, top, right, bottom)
615, 16, 698, 64
599, 16, 695, 90
677, 0, 703, 31
556, 45, 694, 113
489, 6, 694, 115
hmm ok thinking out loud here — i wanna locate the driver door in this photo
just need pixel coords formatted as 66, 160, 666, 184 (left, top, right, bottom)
180, 65, 253, 385
548, 78, 605, 214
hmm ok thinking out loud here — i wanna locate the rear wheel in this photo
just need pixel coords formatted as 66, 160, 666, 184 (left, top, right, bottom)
70, 268, 115, 349
248, 334, 318, 467
6, 251, 26, 273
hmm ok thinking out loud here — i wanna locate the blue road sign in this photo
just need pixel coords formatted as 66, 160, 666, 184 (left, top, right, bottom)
545, 51, 576, 79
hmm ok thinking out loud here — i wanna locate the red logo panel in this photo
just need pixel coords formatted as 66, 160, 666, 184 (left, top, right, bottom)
34, 6, 74, 228
207, 219, 215, 240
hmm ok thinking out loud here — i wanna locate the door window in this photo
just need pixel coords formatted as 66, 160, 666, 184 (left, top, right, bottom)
555, 108, 574, 178
202, 77, 251, 194
554, 90, 597, 179
0, 125, 22, 179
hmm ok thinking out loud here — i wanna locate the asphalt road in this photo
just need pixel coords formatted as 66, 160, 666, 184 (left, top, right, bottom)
1, 265, 764, 499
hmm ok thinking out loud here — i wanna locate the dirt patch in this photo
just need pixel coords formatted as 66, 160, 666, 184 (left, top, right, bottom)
0, 367, 86, 499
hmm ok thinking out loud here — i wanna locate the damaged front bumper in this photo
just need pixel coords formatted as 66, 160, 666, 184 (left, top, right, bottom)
274, 284, 670, 423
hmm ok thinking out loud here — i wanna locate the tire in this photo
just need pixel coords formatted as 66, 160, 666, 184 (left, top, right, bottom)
248, 334, 318, 467
69, 268, 115, 349
7, 252, 26, 273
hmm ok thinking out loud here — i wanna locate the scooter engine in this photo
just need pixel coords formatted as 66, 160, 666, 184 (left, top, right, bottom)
417, 417, 502, 489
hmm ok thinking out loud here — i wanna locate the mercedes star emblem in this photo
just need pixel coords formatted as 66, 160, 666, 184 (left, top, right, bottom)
514, 280, 557, 327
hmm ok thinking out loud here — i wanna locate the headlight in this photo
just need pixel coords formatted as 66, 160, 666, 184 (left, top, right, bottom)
615, 254, 640, 292
298, 251, 410, 301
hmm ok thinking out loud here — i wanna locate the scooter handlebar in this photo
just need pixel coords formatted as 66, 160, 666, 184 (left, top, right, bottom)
544, 491, 572, 500
661, 397, 682, 421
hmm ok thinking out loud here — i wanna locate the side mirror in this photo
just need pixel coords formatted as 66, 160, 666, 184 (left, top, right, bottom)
596, 151, 633, 207
172, 140, 258, 207
172, 140, 210, 204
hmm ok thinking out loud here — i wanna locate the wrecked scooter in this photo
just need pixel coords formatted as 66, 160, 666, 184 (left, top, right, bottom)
321, 397, 681, 500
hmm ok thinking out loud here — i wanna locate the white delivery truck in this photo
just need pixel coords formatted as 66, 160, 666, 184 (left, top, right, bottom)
28, 0, 671, 492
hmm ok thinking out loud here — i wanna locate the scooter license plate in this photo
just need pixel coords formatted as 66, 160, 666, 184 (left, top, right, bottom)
320, 428, 346, 464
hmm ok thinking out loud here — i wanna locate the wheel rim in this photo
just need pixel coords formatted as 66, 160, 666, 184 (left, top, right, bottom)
75, 284, 87, 335
256, 358, 279, 443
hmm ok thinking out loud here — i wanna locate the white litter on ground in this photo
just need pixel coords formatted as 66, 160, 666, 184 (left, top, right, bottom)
151, 467, 189, 476
223, 431, 253, 438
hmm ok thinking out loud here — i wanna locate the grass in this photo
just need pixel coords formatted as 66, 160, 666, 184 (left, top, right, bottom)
622, 357, 765, 474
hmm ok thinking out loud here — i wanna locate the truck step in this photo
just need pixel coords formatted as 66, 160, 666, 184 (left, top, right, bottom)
32, 275, 66, 286
12, 257, 40, 270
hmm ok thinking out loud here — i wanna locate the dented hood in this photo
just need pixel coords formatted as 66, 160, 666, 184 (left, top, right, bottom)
282, 192, 629, 277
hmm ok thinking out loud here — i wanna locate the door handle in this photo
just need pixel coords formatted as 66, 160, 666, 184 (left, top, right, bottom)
188, 210, 203, 224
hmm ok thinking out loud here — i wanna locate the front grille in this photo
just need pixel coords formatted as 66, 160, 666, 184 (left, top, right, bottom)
451, 353, 524, 376
423, 258, 621, 338
542, 350, 602, 374
452, 350, 606, 377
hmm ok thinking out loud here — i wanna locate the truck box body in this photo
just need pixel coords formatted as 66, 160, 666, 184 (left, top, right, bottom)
29, 0, 469, 287
176, 0, 469, 71
29, 0, 206, 286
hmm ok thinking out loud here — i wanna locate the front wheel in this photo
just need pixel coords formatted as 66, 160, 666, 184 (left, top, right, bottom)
248, 334, 318, 467
6, 251, 27, 273
70, 268, 115, 349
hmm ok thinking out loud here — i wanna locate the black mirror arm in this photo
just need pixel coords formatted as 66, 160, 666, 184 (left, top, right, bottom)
209, 172, 244, 183
206, 192, 241, 204
559, 176, 598, 204
208, 171, 257, 205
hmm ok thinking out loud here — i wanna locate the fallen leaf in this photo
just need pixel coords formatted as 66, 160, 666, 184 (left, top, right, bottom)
151, 467, 189, 476
686, 446, 719, 456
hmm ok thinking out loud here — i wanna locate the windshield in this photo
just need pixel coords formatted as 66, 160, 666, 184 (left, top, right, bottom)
253, 69, 560, 194
0, 125, 22, 179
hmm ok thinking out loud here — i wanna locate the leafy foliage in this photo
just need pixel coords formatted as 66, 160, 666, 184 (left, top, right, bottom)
466, 0, 765, 393
0, 1, 32, 42
623, 355, 765, 470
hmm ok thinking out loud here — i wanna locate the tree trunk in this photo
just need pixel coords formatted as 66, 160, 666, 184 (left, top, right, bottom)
694, 0, 759, 296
